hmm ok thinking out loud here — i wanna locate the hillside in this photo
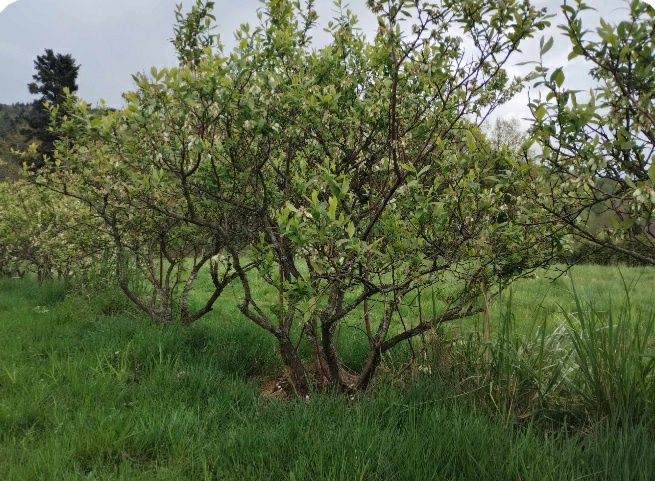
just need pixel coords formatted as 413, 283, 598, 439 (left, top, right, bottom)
0, 103, 31, 179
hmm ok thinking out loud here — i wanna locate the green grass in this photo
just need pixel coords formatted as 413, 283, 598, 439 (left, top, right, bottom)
1, 265, 654, 480
495, 264, 655, 325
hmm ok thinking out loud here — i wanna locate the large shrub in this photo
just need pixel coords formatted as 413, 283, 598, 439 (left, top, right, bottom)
39, 0, 559, 393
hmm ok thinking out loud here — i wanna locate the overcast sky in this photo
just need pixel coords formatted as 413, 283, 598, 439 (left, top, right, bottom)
0, 0, 633, 126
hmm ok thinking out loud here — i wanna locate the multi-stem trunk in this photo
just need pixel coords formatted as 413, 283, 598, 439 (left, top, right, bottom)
277, 334, 310, 397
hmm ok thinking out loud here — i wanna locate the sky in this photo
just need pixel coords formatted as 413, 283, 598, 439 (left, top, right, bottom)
0, 0, 634, 126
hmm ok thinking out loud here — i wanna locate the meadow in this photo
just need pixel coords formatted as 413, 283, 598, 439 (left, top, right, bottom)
0, 264, 654, 481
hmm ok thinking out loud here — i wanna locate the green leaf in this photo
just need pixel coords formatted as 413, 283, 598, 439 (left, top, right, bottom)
540, 37, 554, 55
568, 46, 583, 60
346, 221, 355, 238
328, 196, 338, 220
561, 5, 575, 15
400, 163, 416, 173
465, 130, 477, 151
551, 68, 565, 87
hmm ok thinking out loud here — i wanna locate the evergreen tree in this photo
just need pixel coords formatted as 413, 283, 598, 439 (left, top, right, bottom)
24, 49, 80, 167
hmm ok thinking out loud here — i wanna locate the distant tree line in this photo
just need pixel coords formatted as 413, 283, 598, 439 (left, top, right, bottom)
0, 103, 30, 179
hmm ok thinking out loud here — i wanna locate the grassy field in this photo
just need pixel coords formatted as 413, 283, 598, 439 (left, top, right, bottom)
0, 265, 654, 480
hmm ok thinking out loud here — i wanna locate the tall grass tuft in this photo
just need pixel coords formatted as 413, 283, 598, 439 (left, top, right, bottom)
563, 282, 655, 421
432, 279, 655, 425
